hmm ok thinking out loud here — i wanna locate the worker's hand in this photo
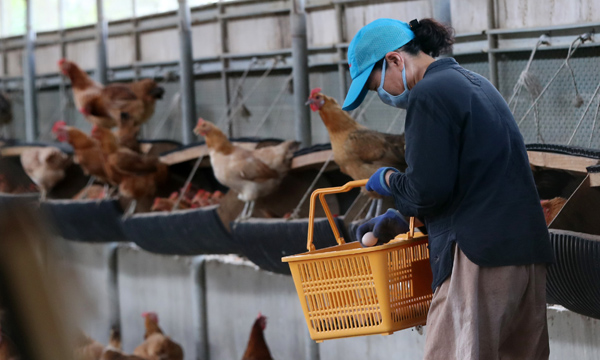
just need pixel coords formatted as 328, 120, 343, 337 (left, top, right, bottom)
366, 167, 398, 197
356, 209, 410, 247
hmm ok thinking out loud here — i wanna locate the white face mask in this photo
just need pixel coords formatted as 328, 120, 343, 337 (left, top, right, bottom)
377, 59, 410, 109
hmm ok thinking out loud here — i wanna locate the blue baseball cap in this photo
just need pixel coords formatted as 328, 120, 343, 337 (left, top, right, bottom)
342, 18, 415, 111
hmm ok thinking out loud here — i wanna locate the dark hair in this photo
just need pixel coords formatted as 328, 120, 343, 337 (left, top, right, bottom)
401, 18, 455, 57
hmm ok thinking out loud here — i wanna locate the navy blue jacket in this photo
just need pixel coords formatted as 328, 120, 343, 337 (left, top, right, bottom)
388, 58, 554, 290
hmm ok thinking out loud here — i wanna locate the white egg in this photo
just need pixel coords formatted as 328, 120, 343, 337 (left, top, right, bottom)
361, 232, 378, 247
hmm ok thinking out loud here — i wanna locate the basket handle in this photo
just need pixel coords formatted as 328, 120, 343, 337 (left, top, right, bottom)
307, 179, 416, 251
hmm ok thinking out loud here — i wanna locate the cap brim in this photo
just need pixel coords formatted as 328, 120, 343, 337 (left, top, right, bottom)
342, 62, 375, 111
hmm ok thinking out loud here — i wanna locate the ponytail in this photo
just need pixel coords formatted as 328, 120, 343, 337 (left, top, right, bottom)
400, 18, 455, 57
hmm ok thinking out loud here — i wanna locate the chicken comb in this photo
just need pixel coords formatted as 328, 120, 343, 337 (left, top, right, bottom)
58, 58, 67, 66
310, 87, 322, 98
197, 117, 205, 125
52, 120, 67, 133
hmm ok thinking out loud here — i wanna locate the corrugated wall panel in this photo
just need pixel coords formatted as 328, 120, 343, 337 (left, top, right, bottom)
191, 22, 221, 58
6, 49, 23, 76
344, 1, 432, 41
307, 9, 338, 47
117, 246, 198, 359
497, 0, 600, 29
66, 40, 96, 71
35, 45, 61, 75
205, 259, 309, 360
228, 72, 295, 139
450, 0, 488, 34
140, 29, 179, 63
53, 240, 117, 345
36, 89, 64, 142
108, 35, 135, 67
227, 15, 291, 54
139, 81, 183, 141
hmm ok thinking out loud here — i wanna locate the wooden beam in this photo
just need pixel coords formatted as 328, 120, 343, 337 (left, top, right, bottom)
1, 146, 46, 157
527, 151, 599, 173
590, 172, 600, 187
159, 141, 258, 165
291, 149, 338, 171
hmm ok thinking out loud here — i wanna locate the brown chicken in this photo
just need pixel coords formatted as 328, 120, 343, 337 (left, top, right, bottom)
20, 146, 71, 200
541, 197, 567, 226
194, 118, 299, 219
306, 88, 407, 182
101, 328, 145, 360
133, 312, 183, 360
124, 79, 165, 125
59, 59, 144, 128
241, 313, 273, 360
0, 92, 12, 138
116, 116, 141, 153
92, 125, 168, 214
107, 149, 168, 214
74, 330, 105, 360
53, 121, 109, 183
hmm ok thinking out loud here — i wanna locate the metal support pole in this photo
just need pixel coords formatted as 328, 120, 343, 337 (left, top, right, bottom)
291, 0, 311, 148
334, 3, 347, 103
191, 258, 208, 360
0, 39, 6, 90
431, 0, 452, 57
177, 0, 197, 145
58, 0, 69, 123
486, 0, 499, 88
132, 0, 142, 81
431, 0, 452, 25
107, 244, 121, 335
96, 0, 108, 84
217, 2, 232, 137
23, 0, 39, 141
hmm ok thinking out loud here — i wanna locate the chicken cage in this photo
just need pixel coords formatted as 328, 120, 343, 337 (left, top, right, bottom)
282, 180, 433, 342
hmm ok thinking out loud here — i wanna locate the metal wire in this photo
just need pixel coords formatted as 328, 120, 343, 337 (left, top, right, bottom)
385, 109, 405, 133
215, 57, 260, 127
151, 91, 181, 140
172, 155, 205, 211
567, 80, 600, 145
351, 92, 377, 123
517, 35, 585, 127
288, 152, 334, 220
507, 35, 549, 108
252, 73, 293, 137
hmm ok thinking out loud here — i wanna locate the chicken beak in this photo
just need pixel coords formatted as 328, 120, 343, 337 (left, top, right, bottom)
305, 98, 314, 106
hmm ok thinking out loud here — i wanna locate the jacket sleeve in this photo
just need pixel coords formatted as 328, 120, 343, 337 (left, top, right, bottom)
388, 92, 461, 217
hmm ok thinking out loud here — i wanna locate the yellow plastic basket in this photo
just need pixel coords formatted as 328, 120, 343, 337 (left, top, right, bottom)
282, 180, 433, 342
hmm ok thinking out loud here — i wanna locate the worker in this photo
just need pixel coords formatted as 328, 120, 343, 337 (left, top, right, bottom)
348, 18, 554, 359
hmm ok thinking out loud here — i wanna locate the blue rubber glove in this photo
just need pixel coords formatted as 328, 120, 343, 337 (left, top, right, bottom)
356, 209, 410, 247
366, 167, 399, 197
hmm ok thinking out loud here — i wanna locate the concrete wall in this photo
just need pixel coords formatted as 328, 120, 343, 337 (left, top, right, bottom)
53, 239, 600, 360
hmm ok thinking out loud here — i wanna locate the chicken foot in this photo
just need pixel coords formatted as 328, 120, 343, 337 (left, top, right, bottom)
124, 199, 137, 218
235, 200, 256, 222
80, 176, 96, 199
39, 188, 47, 202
